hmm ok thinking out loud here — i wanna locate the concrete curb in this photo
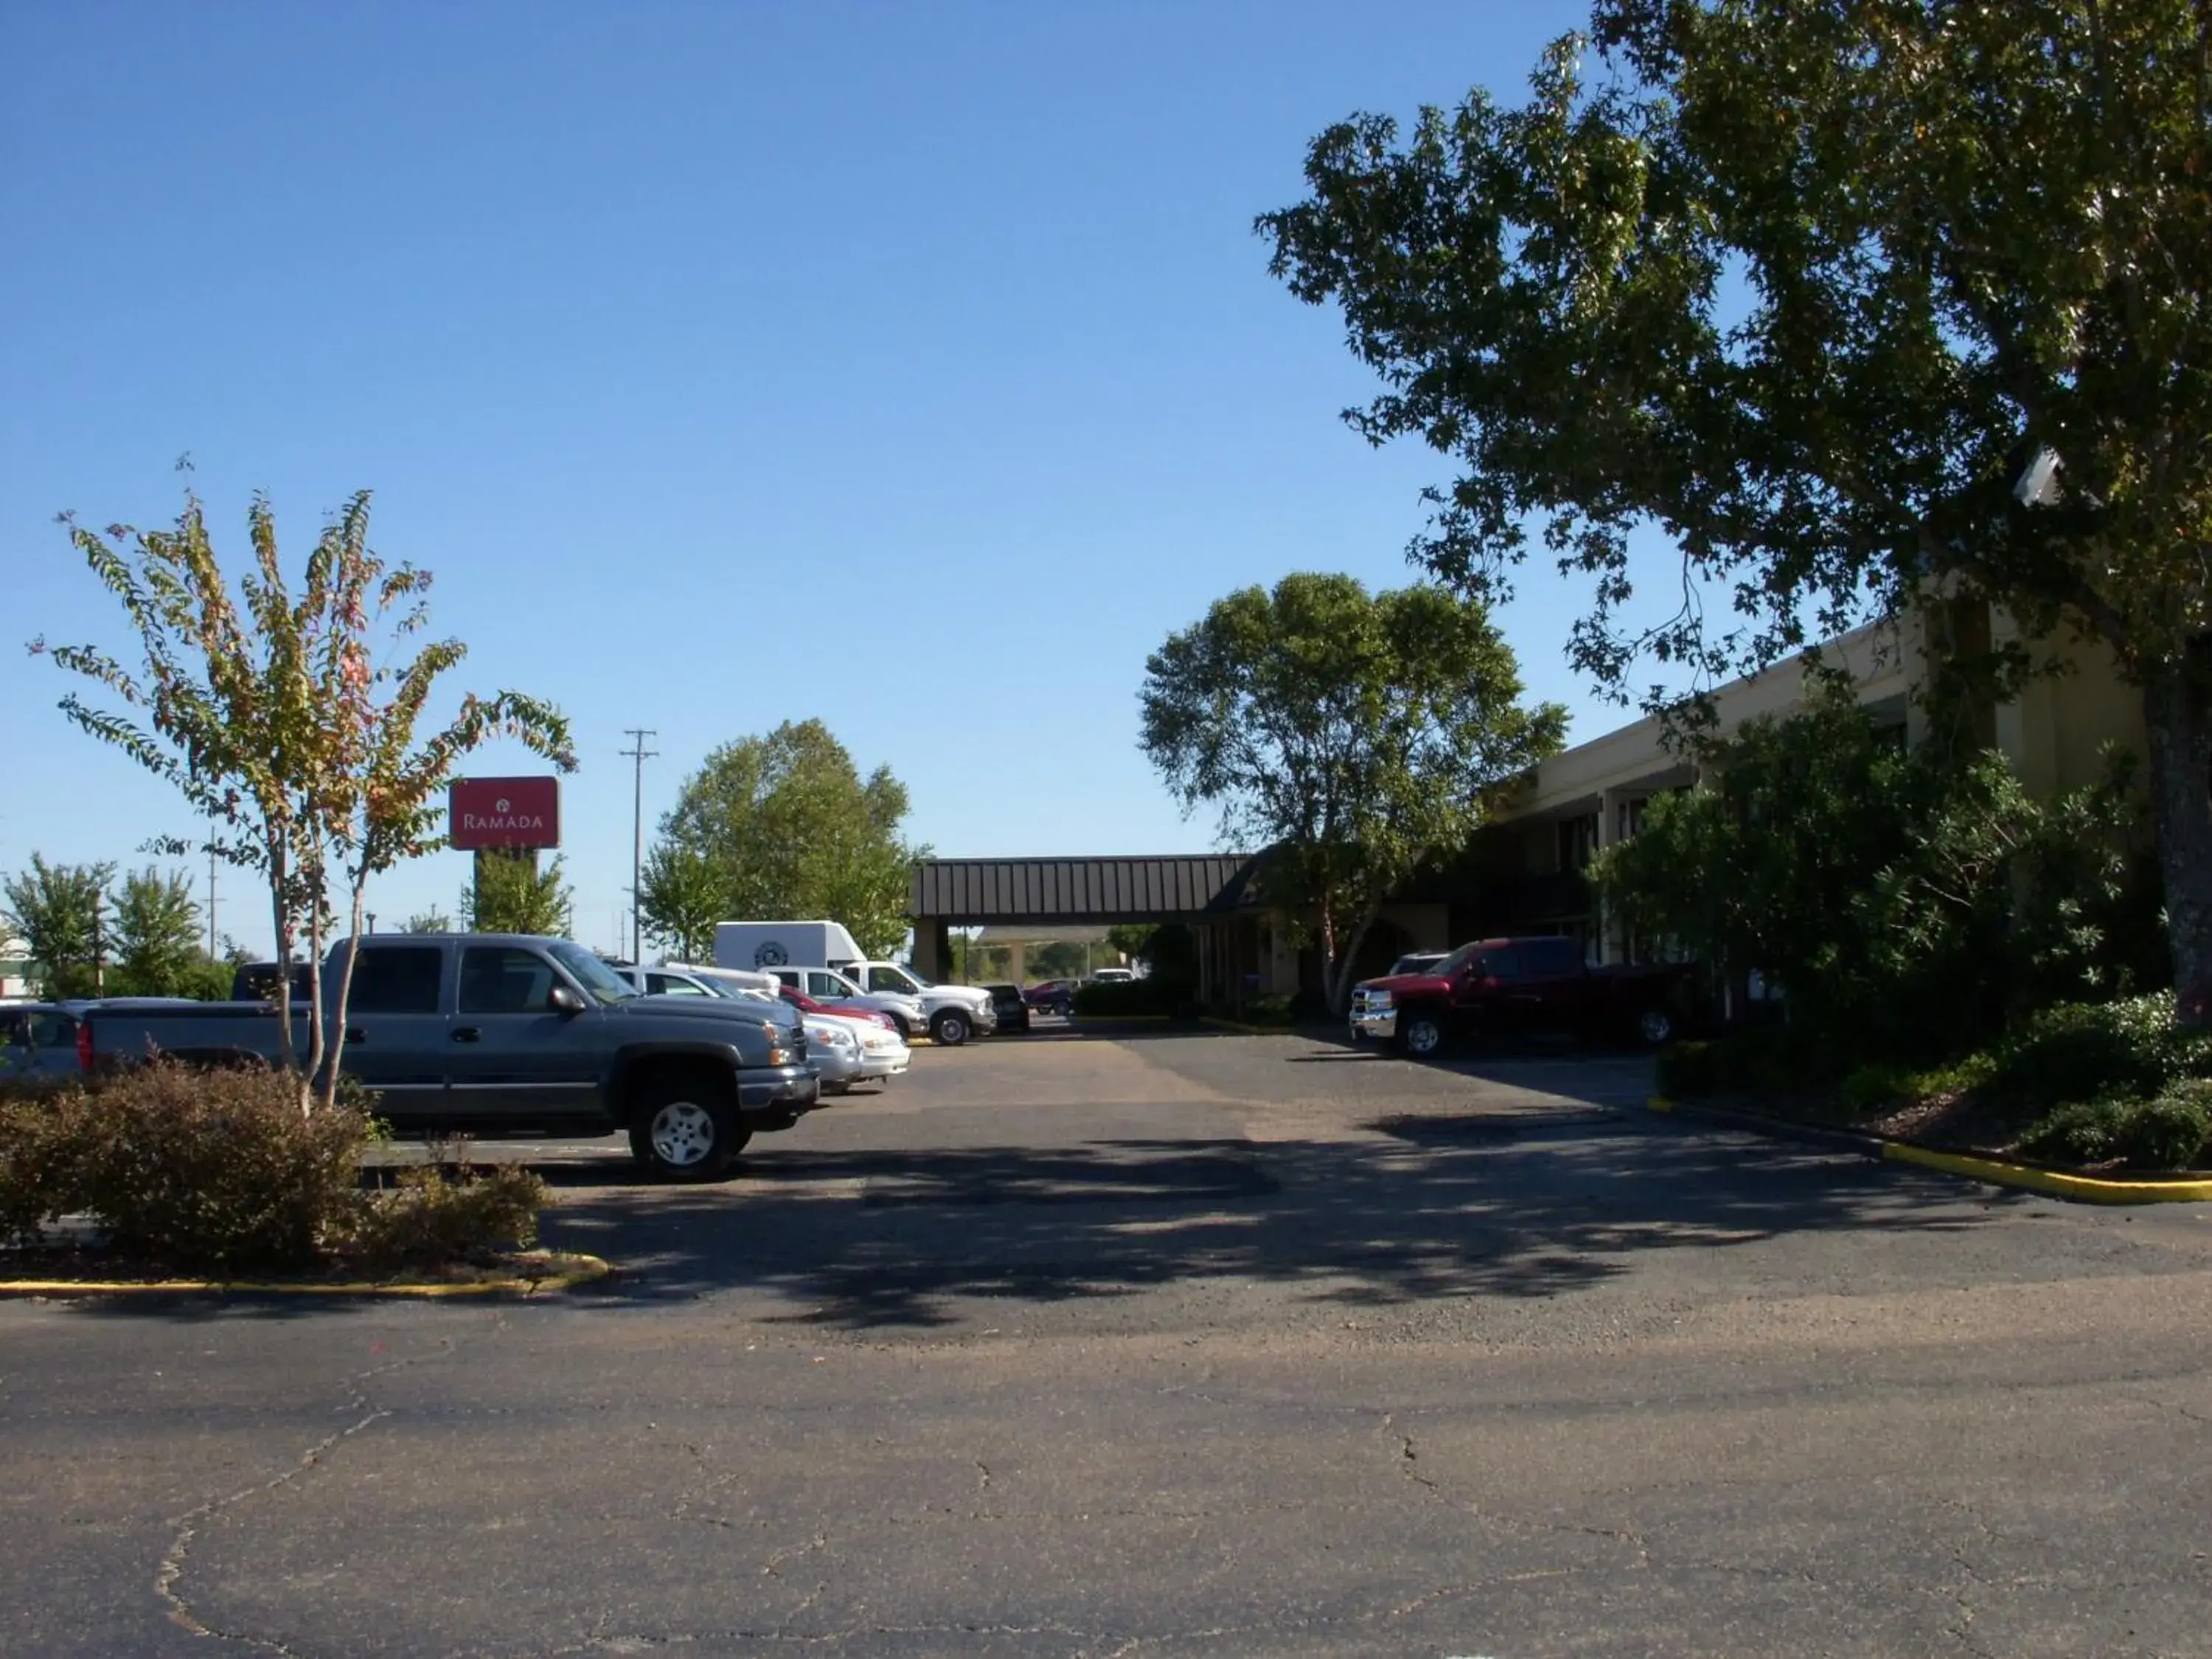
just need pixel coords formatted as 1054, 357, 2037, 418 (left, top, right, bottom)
1644, 1096, 2212, 1204
0, 1251, 614, 1299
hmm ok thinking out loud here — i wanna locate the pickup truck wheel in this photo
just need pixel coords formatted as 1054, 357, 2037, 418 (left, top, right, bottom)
1636, 1006, 1677, 1046
628, 1087, 748, 1180
930, 1008, 973, 1046
1396, 1012, 1444, 1058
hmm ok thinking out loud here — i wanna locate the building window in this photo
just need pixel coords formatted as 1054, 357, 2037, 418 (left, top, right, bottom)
1557, 813, 1599, 872
1616, 797, 1648, 842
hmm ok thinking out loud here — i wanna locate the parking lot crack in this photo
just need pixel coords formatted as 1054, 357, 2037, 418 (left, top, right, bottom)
154, 1335, 471, 1652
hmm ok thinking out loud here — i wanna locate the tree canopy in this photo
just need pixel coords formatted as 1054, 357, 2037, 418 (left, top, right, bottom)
1139, 572, 1565, 1009
464, 852, 574, 937
1590, 681, 2160, 1062
1, 855, 115, 999
643, 721, 921, 959
1262, 0, 2212, 1012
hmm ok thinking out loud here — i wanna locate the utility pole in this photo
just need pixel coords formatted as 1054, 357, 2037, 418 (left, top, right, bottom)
206, 834, 218, 960
619, 728, 658, 964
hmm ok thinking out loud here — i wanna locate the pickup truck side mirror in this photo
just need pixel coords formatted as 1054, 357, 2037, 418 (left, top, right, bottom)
549, 984, 586, 1016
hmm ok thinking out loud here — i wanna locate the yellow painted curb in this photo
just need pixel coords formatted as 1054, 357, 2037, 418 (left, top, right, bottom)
0, 1251, 614, 1298
1644, 1095, 2212, 1204
1882, 1143, 2212, 1205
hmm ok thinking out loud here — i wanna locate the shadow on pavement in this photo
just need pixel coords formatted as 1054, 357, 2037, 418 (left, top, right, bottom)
508, 1112, 1986, 1330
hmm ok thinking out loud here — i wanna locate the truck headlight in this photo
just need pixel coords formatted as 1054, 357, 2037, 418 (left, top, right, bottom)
1367, 990, 1392, 1010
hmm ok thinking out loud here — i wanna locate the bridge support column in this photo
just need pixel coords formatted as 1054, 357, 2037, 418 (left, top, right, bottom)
913, 919, 950, 981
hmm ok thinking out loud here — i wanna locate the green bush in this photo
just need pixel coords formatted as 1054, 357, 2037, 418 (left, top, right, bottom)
13, 1062, 368, 1271
1242, 992, 1298, 1028
1986, 994, 2212, 1112
1839, 1064, 1914, 1115
1071, 978, 1185, 1018
347, 1155, 548, 1270
0, 1061, 549, 1273
1655, 1027, 1815, 1099
2018, 1082, 2212, 1171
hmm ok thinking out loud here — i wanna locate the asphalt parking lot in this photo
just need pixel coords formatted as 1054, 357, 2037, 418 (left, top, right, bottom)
7, 1029, 2212, 1657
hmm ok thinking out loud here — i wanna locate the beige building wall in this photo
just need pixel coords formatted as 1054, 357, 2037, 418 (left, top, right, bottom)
1483, 606, 2146, 965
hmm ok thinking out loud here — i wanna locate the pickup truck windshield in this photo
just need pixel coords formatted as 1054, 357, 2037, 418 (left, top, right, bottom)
550, 942, 640, 1006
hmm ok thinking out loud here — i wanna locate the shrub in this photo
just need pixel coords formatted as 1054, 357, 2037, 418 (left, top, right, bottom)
2018, 1082, 2212, 1171
1839, 1064, 1914, 1115
1242, 992, 1298, 1028
346, 1155, 548, 1270
0, 1061, 549, 1274
57, 1062, 369, 1271
1655, 1028, 1817, 1099
1986, 994, 2212, 1112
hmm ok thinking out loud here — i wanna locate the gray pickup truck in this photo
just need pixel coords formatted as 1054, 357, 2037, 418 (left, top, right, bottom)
76, 933, 818, 1179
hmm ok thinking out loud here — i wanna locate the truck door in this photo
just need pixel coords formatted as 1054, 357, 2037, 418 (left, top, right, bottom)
1461, 943, 1530, 1035
444, 944, 605, 1123
1517, 937, 1589, 1034
337, 943, 451, 1120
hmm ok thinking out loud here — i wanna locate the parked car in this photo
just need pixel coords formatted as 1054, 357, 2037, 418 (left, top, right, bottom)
0, 1003, 82, 1079
1023, 980, 1075, 1016
760, 964, 989, 1046
1085, 967, 1137, 985
713, 920, 1000, 1045
609, 964, 728, 1000
983, 984, 1031, 1034
1349, 936, 1695, 1056
768, 984, 912, 1085
80, 933, 820, 1179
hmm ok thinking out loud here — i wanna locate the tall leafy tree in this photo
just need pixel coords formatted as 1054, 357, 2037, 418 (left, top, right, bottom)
1, 855, 115, 998
650, 720, 922, 958
1140, 573, 1566, 1010
401, 908, 453, 934
463, 852, 574, 936
37, 476, 573, 1109
636, 842, 728, 962
109, 866, 204, 996
1262, 0, 2212, 1018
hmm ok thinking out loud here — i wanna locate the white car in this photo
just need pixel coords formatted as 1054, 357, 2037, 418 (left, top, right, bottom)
612, 964, 907, 1092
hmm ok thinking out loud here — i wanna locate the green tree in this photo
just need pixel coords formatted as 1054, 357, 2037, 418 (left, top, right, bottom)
464, 852, 574, 936
37, 478, 573, 1110
1, 855, 114, 998
651, 720, 922, 958
1591, 683, 2149, 1061
401, 908, 453, 934
1262, 1, 2212, 1017
109, 866, 204, 996
1140, 573, 1566, 1010
636, 842, 728, 962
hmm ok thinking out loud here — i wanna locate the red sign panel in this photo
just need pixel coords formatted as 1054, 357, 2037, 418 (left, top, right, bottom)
449, 776, 561, 850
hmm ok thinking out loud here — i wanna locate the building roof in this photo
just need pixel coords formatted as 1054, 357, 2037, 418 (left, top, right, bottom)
911, 855, 1265, 924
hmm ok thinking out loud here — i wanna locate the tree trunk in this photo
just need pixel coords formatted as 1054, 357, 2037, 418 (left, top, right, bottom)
1316, 889, 1337, 1017
321, 880, 369, 1116
2144, 648, 2212, 1028
1328, 911, 1380, 1015
268, 844, 296, 1073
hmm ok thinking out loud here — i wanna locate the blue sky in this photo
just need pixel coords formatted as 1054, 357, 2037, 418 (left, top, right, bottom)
2, 0, 1636, 956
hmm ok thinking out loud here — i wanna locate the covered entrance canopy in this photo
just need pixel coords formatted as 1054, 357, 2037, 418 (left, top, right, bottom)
908, 855, 1270, 1003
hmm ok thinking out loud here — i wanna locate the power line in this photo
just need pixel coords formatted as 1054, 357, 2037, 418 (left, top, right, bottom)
619, 728, 658, 964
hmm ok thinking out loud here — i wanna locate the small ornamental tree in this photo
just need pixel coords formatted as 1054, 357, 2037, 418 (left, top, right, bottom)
36, 478, 574, 1112
1140, 573, 1566, 1011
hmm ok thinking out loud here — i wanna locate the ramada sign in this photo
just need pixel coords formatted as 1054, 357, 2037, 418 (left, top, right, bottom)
448, 776, 561, 851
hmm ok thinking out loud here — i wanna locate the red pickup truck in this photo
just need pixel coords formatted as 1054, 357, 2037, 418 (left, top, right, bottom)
1348, 935, 1694, 1056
